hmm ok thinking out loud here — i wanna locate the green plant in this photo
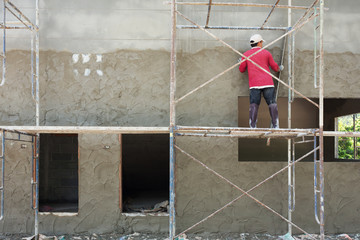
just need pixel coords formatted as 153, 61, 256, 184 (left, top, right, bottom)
337, 114, 360, 159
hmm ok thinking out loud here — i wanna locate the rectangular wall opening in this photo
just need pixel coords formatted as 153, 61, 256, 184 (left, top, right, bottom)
238, 97, 318, 161
335, 113, 360, 160
237, 97, 360, 162
39, 134, 79, 213
122, 134, 169, 214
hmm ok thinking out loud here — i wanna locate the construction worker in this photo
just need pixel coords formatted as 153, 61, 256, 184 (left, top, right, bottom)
239, 34, 283, 128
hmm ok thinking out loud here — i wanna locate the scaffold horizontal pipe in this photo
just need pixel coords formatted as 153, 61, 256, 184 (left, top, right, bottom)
176, 125, 316, 133
0, 26, 28, 29
322, 131, 360, 137
176, 132, 310, 139
165, 1, 309, 10
177, 25, 288, 30
0, 126, 169, 134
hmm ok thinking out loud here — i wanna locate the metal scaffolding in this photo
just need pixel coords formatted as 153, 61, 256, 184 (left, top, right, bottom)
169, 0, 327, 239
0, 0, 40, 238
0, 0, 359, 239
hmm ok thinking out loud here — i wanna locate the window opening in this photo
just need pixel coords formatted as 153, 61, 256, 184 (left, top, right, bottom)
39, 134, 79, 212
335, 113, 360, 160
122, 134, 169, 214
238, 97, 318, 161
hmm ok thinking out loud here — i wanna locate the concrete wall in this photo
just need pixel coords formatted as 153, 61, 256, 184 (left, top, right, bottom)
6, 0, 360, 53
0, 0, 359, 236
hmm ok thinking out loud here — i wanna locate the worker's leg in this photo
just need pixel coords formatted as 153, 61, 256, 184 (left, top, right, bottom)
268, 104, 279, 128
249, 89, 261, 128
263, 87, 279, 128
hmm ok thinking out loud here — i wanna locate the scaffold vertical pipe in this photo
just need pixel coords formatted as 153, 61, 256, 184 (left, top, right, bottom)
169, 127, 175, 239
291, 34, 295, 100
0, 130, 4, 220
34, 0, 40, 238
34, 135, 39, 239
318, 0, 325, 239
169, 0, 177, 239
31, 29, 34, 98
313, 7, 318, 89
287, 0, 292, 236
1, 0, 6, 87
35, 0, 39, 126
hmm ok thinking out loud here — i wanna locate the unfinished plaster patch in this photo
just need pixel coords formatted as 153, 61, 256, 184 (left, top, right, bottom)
72, 54, 79, 64
96, 70, 103, 76
96, 54, 102, 62
84, 68, 91, 76
82, 54, 91, 63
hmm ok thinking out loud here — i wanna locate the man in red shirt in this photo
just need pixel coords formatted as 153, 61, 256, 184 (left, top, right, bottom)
239, 34, 283, 128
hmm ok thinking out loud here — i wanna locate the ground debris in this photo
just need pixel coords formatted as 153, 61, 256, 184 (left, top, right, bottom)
22, 234, 58, 240
0, 233, 359, 240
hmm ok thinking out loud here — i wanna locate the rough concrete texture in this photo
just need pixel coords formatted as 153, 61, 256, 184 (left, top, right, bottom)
0, 134, 33, 234
40, 134, 168, 235
0, 0, 359, 237
2, 48, 359, 127
0, 50, 170, 126
0, 47, 360, 235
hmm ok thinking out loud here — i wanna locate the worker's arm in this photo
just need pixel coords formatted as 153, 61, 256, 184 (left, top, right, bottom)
239, 57, 247, 73
268, 53, 280, 72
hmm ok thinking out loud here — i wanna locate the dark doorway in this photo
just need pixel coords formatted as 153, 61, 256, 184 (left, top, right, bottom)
238, 97, 360, 162
238, 97, 318, 162
39, 134, 79, 212
122, 134, 169, 213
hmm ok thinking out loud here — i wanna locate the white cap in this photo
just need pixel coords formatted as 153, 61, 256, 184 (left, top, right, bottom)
250, 34, 265, 44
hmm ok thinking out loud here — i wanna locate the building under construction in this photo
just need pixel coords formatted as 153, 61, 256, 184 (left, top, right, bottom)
0, 0, 359, 239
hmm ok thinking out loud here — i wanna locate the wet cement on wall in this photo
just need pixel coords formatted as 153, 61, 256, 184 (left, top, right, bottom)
0, 48, 359, 235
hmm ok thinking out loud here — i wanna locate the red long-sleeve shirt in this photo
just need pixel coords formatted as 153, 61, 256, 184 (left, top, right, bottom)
239, 47, 279, 89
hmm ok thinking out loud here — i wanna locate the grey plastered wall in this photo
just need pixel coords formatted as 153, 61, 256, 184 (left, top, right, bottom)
0, 134, 33, 233
0, 0, 359, 236
39, 134, 166, 234
175, 137, 360, 234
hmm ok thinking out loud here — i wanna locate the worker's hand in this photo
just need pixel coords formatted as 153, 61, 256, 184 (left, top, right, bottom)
279, 65, 284, 71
